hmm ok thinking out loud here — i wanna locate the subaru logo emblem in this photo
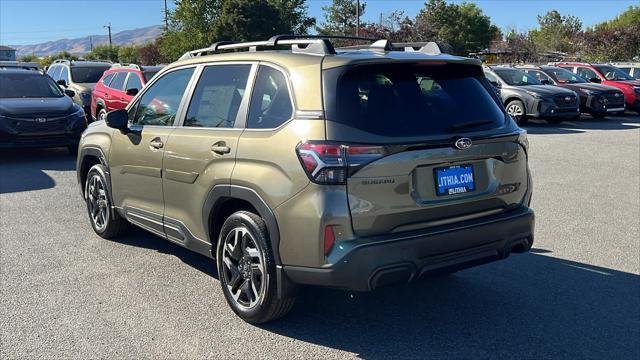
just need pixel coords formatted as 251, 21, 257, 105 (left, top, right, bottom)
455, 137, 472, 150
564, 96, 571, 102
615, 93, 621, 97
35, 117, 46, 123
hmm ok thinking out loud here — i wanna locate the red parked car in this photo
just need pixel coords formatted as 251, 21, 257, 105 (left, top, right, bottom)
552, 62, 640, 114
91, 64, 163, 122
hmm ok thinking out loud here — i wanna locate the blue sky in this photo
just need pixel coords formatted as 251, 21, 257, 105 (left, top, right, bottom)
0, 0, 637, 46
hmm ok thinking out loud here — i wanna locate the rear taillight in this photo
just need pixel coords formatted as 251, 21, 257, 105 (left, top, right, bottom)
296, 141, 387, 185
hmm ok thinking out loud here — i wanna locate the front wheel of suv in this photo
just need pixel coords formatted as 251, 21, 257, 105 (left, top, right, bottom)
216, 211, 295, 324
85, 164, 129, 239
506, 100, 528, 125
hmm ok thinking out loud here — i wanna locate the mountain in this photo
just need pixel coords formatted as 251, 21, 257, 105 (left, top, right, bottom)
12, 25, 163, 56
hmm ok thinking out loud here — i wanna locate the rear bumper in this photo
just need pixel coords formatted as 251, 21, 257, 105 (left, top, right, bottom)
284, 207, 535, 291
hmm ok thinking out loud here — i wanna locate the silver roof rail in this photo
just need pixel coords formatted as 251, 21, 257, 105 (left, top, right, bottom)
179, 34, 383, 60
112, 63, 142, 70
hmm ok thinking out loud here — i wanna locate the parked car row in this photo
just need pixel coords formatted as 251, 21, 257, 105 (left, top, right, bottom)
0, 60, 163, 152
484, 62, 637, 125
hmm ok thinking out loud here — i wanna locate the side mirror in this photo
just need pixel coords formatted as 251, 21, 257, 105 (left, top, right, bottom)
64, 89, 75, 98
540, 79, 550, 85
57, 79, 67, 87
125, 88, 139, 96
105, 109, 129, 131
589, 77, 601, 83
489, 80, 501, 88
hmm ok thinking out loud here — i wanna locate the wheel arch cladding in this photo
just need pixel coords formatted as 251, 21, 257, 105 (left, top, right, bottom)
203, 185, 282, 265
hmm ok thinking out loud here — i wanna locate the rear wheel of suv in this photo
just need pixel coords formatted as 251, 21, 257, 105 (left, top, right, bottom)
216, 211, 295, 324
85, 164, 129, 239
506, 100, 527, 125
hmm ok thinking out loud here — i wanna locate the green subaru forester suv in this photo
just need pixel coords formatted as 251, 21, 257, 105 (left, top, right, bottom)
76, 35, 535, 323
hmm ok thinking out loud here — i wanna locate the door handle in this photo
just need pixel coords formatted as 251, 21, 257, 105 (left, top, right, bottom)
211, 142, 231, 155
104, 94, 109, 98
149, 138, 164, 149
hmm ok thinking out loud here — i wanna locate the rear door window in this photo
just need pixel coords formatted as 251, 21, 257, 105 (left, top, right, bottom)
109, 72, 127, 91
184, 64, 251, 128
325, 63, 505, 138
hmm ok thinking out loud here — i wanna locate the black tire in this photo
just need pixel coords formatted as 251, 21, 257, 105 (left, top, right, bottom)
97, 108, 108, 122
506, 100, 528, 125
216, 211, 295, 324
85, 164, 129, 239
590, 113, 606, 119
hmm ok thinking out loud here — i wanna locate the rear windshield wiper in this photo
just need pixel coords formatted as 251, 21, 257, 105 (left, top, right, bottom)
446, 120, 494, 132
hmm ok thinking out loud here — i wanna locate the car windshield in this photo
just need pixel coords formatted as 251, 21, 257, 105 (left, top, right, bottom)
545, 67, 587, 84
327, 62, 505, 137
493, 68, 541, 86
143, 71, 159, 82
594, 65, 634, 81
71, 66, 110, 83
0, 73, 64, 98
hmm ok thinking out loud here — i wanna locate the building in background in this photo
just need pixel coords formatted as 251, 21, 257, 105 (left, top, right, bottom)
0, 45, 17, 61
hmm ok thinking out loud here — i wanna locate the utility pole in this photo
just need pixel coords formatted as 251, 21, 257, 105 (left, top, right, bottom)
356, 0, 360, 36
164, 0, 168, 30
104, 23, 112, 50
90, 36, 93, 51
380, 13, 383, 28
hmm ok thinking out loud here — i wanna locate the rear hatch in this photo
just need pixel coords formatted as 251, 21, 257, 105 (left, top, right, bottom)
322, 61, 530, 237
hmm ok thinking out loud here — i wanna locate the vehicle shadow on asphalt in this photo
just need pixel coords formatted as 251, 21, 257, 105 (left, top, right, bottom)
0, 148, 75, 194
261, 250, 639, 359
524, 114, 640, 134
112, 227, 219, 279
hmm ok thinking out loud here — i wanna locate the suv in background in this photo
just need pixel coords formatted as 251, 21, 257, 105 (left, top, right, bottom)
516, 65, 625, 118
76, 36, 534, 324
553, 62, 640, 114
91, 63, 163, 122
46, 59, 111, 121
484, 65, 580, 124
610, 62, 640, 80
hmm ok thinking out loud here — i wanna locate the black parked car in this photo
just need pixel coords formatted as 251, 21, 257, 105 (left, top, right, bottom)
516, 65, 625, 118
484, 66, 580, 125
0, 69, 87, 153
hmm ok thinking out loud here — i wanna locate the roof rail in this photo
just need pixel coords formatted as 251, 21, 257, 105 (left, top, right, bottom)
337, 41, 448, 55
179, 34, 382, 60
112, 63, 141, 70
53, 59, 71, 64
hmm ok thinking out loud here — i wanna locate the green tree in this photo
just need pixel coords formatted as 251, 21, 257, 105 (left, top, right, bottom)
85, 44, 120, 62
317, 0, 366, 36
580, 6, 640, 62
529, 10, 582, 53
18, 54, 38, 62
118, 45, 141, 64
158, 0, 315, 62
594, 5, 640, 30
414, 0, 501, 55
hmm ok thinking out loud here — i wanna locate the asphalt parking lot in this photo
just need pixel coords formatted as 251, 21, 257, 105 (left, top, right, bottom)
1, 114, 639, 359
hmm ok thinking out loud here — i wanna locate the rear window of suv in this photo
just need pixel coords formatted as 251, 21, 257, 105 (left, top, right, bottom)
325, 63, 505, 138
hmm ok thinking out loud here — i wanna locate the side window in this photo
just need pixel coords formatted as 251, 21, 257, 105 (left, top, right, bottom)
484, 71, 499, 84
247, 66, 293, 129
132, 67, 194, 126
184, 65, 251, 128
125, 73, 143, 91
47, 65, 59, 79
109, 72, 127, 91
102, 73, 115, 86
59, 66, 70, 84
526, 70, 552, 83
577, 67, 598, 80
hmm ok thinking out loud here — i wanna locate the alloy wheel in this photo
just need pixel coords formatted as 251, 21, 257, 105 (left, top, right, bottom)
87, 174, 109, 232
98, 109, 107, 122
221, 227, 266, 309
507, 103, 524, 122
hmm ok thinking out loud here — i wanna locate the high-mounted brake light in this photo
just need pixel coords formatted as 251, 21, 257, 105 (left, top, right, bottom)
296, 141, 387, 185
